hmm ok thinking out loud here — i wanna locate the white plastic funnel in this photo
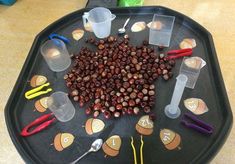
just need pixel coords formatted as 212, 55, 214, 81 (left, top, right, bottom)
164, 74, 188, 119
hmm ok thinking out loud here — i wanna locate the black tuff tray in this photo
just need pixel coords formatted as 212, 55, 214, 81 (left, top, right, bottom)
5, 6, 233, 164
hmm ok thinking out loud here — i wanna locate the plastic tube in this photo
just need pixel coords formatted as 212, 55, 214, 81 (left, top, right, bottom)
164, 74, 188, 119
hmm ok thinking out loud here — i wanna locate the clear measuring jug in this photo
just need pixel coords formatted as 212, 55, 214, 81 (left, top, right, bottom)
83, 7, 116, 38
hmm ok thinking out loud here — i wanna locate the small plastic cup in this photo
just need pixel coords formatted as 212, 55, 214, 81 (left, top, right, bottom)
83, 7, 116, 38
40, 39, 71, 72
149, 14, 175, 47
179, 57, 202, 89
47, 92, 75, 122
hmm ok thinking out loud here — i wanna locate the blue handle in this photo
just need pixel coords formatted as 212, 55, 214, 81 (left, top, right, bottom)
48, 34, 70, 44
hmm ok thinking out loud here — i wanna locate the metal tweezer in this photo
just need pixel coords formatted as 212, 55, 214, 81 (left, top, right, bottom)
181, 112, 214, 135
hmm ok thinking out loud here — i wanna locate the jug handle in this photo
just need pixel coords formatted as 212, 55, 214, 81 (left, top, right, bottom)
111, 14, 116, 21
82, 12, 89, 27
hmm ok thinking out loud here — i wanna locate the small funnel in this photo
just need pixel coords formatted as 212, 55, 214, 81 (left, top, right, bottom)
165, 74, 188, 119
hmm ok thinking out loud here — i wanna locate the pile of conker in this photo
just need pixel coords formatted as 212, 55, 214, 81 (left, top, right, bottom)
64, 35, 175, 119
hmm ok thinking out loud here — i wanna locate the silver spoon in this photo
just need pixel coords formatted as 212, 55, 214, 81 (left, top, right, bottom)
70, 139, 103, 164
118, 17, 130, 34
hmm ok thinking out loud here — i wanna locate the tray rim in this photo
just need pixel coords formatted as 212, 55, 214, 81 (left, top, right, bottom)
5, 6, 233, 164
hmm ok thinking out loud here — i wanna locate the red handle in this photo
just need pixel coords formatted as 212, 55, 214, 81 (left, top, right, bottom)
167, 48, 192, 55
21, 113, 56, 137
167, 51, 193, 60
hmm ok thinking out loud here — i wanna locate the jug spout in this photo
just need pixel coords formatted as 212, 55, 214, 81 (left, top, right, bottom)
111, 14, 116, 21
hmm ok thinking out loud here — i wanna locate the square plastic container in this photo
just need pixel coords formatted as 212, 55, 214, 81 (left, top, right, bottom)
179, 57, 202, 89
149, 14, 175, 47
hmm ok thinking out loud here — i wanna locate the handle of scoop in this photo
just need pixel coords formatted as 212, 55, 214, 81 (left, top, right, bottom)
70, 151, 90, 164
123, 17, 130, 28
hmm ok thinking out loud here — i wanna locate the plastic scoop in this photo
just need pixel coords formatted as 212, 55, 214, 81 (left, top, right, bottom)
118, 17, 130, 34
164, 74, 188, 119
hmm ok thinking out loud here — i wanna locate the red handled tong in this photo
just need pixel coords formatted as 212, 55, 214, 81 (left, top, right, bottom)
167, 48, 193, 60
21, 113, 56, 137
